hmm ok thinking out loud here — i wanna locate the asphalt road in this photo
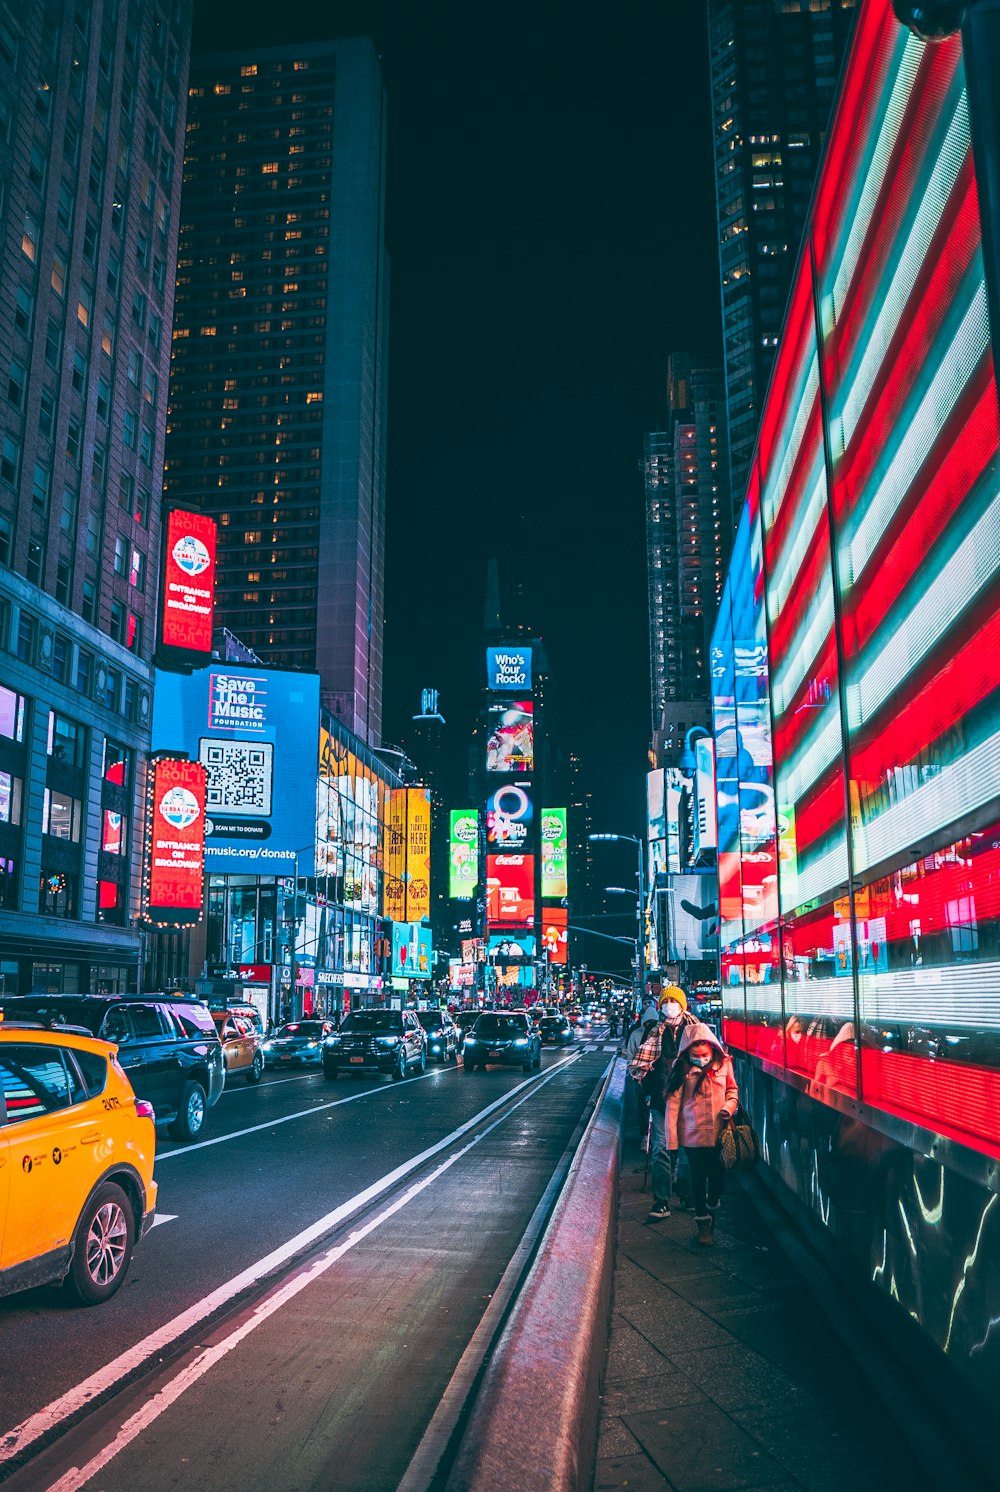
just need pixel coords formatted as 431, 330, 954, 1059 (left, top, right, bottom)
1, 1026, 617, 1491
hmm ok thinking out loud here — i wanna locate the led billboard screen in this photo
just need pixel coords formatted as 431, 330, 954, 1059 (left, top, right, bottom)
486, 646, 532, 692
152, 666, 320, 873
145, 758, 207, 925
449, 810, 478, 899
486, 700, 533, 773
392, 922, 432, 979
405, 789, 432, 922
540, 808, 568, 898
486, 783, 533, 847
541, 905, 568, 964
159, 508, 217, 659
488, 933, 535, 989
486, 853, 534, 926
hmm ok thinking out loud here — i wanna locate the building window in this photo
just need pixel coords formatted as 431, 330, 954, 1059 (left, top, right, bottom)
31, 463, 50, 514
39, 870, 77, 919
139, 426, 153, 467
26, 540, 44, 587
0, 769, 22, 827
134, 485, 150, 527
126, 613, 142, 654
114, 536, 126, 575
47, 710, 85, 767
81, 580, 97, 626
0, 685, 25, 742
0, 857, 18, 909
72, 350, 88, 396
42, 787, 82, 842
7, 358, 25, 408
14, 612, 36, 662
44, 320, 62, 370
52, 630, 69, 680
55, 555, 72, 604
110, 599, 127, 644
76, 647, 93, 693
123, 408, 137, 449
21, 211, 38, 261
127, 348, 142, 386
0, 514, 12, 567
129, 547, 146, 591
1, 435, 20, 487
104, 740, 131, 787
14, 288, 33, 337
103, 668, 120, 711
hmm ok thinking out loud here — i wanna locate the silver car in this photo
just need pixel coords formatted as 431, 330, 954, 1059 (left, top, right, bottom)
263, 1019, 335, 1067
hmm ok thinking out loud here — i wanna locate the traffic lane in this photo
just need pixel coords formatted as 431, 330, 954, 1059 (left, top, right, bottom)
0, 1052, 578, 1441
13, 1055, 611, 1492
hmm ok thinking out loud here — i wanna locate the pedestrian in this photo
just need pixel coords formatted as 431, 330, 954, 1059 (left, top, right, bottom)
628, 987, 699, 1221
621, 998, 660, 1140
665, 1022, 738, 1247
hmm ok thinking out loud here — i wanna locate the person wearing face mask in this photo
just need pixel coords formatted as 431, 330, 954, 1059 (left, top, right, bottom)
665, 1022, 738, 1246
628, 986, 698, 1221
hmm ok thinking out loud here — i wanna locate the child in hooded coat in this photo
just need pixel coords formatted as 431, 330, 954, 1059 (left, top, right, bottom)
665, 1022, 738, 1246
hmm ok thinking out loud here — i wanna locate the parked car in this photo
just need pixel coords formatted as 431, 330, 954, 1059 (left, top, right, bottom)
463, 1012, 542, 1072
416, 1009, 460, 1063
323, 1010, 425, 1081
212, 1010, 265, 1084
453, 1011, 482, 1052
539, 1014, 574, 1046
0, 994, 225, 1143
263, 1019, 335, 1067
0, 1022, 157, 1303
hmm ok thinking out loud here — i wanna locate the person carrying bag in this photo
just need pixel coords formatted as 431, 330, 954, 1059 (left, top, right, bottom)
665, 1022, 738, 1247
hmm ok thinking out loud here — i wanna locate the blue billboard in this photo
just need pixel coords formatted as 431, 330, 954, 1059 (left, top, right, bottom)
392, 922, 433, 979
152, 665, 321, 873
486, 645, 532, 692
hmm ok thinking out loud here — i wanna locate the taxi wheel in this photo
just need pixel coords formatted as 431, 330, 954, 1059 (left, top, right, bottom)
246, 1052, 264, 1085
64, 1183, 135, 1305
170, 1079, 207, 1142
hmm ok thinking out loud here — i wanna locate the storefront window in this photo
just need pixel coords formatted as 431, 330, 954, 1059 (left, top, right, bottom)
47, 710, 85, 766
39, 870, 77, 918
42, 788, 82, 841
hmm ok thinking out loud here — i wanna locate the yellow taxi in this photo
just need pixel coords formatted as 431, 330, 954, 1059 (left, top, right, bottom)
212, 1009, 265, 1084
0, 1022, 157, 1304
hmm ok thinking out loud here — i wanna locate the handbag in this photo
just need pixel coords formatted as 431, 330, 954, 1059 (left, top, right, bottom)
718, 1105, 760, 1170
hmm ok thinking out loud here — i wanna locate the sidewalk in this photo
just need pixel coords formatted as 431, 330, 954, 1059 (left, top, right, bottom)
595, 1155, 940, 1492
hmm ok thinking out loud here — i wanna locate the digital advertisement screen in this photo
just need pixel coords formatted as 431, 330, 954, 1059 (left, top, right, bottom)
152, 665, 321, 873
486, 853, 534, 926
145, 758, 207, 925
541, 905, 568, 964
485, 645, 532, 692
488, 933, 535, 988
392, 922, 432, 979
540, 808, 568, 898
486, 700, 533, 773
159, 508, 217, 659
449, 809, 478, 899
405, 789, 432, 922
486, 783, 533, 846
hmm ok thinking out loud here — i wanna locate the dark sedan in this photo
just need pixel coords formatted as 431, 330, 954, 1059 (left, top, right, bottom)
264, 1020, 335, 1067
463, 1012, 542, 1073
538, 1014, 574, 1046
416, 1009, 459, 1062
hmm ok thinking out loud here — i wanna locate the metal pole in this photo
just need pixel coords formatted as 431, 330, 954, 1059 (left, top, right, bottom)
637, 840, 646, 1009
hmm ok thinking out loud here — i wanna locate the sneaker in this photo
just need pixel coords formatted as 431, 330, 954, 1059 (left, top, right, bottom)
646, 1202, 671, 1221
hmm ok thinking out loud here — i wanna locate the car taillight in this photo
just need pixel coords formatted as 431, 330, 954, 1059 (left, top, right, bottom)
135, 1100, 156, 1122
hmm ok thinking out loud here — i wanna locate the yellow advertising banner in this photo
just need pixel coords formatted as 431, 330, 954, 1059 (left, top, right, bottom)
384, 790, 408, 922
405, 788, 431, 922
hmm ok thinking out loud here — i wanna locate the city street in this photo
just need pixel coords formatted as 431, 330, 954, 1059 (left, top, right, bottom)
0, 1034, 616, 1491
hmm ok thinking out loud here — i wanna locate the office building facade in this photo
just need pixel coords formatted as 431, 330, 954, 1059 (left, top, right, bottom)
165, 38, 388, 744
0, 0, 190, 994
707, 0, 856, 506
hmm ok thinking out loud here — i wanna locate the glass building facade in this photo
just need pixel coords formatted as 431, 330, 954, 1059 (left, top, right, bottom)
711, 0, 1000, 1429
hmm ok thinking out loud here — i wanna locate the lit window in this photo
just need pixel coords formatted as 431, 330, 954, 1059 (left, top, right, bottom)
262, 161, 278, 174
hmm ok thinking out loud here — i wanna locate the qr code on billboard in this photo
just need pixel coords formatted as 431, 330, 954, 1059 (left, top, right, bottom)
198, 738, 273, 817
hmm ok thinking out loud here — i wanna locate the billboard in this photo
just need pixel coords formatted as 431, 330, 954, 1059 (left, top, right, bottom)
144, 758, 207, 925
540, 808, 568, 898
666, 874, 718, 962
405, 788, 431, 921
159, 508, 217, 660
486, 853, 534, 926
486, 783, 533, 846
486, 645, 532, 692
541, 905, 568, 964
488, 933, 535, 989
151, 665, 320, 873
486, 700, 533, 773
449, 810, 478, 899
392, 921, 432, 979
383, 790, 408, 922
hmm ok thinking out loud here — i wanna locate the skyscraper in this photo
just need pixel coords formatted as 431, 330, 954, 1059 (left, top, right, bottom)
0, 1, 190, 994
165, 38, 388, 743
708, 0, 856, 506
644, 355, 726, 757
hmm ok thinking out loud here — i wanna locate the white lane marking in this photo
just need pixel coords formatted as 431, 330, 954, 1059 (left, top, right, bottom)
148, 1215, 177, 1230
156, 1064, 448, 1162
0, 1054, 579, 1469
43, 1056, 581, 1492
222, 1074, 317, 1094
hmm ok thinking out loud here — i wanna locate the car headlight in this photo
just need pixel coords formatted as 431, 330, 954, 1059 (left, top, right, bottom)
376, 1035, 401, 1046
263, 1040, 274, 1051
306, 1041, 318, 1049
513, 1038, 529, 1047
326, 1034, 341, 1046
464, 1036, 478, 1046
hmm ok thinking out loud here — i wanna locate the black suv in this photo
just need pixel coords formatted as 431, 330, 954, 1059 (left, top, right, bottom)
323, 1009, 426, 1081
0, 994, 225, 1142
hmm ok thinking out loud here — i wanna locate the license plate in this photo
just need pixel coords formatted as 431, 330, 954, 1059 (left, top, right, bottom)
489, 1050, 502, 1058
279, 1055, 292, 1062
350, 1056, 364, 1064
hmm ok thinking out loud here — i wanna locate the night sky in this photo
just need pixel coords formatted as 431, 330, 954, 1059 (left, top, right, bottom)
193, 1, 721, 836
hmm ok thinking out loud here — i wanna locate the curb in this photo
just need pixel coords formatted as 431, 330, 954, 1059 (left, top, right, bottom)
446, 1059, 625, 1491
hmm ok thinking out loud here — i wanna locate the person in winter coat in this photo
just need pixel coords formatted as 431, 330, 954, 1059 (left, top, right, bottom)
628, 988, 699, 1221
665, 1022, 738, 1247
622, 999, 661, 1138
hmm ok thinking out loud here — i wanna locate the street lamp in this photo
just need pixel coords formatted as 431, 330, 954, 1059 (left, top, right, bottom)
589, 833, 646, 1009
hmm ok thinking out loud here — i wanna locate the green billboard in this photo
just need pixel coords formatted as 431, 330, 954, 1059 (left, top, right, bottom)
541, 808, 568, 898
449, 809, 478, 899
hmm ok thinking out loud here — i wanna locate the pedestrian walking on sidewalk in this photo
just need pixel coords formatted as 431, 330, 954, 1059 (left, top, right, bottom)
622, 999, 661, 1141
665, 1023, 738, 1247
629, 988, 699, 1221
